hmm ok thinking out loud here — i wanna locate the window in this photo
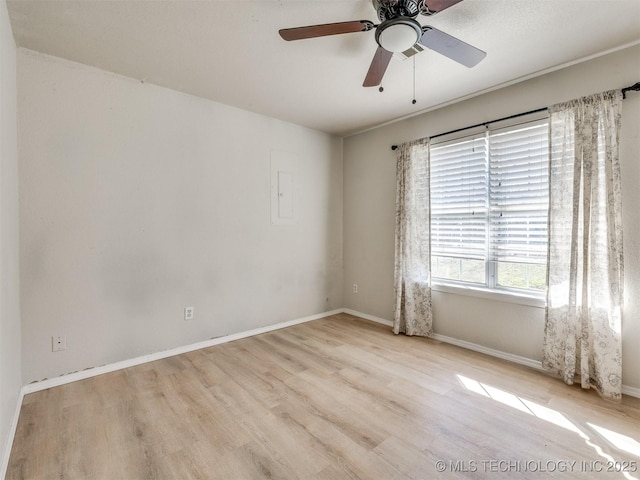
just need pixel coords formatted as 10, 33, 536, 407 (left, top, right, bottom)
430, 118, 549, 294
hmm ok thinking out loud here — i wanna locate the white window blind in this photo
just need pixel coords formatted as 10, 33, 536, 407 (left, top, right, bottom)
489, 120, 549, 265
431, 135, 488, 261
430, 118, 549, 292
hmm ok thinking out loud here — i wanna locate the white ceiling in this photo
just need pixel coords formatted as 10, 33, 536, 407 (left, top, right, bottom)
6, 0, 640, 136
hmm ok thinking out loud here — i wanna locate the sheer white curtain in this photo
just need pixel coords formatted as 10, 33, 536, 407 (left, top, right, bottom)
543, 90, 624, 400
393, 139, 432, 337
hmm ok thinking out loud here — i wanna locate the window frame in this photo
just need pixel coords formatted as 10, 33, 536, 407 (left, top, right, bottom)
428, 113, 550, 304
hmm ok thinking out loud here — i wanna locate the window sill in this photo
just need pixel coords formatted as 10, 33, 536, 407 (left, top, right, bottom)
431, 282, 547, 308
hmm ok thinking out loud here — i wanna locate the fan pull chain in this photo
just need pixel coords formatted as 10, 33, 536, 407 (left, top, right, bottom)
412, 56, 417, 105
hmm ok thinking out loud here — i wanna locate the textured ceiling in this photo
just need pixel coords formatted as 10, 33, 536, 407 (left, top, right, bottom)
7, 0, 640, 136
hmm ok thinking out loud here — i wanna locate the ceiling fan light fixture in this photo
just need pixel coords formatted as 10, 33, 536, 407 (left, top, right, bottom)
376, 18, 422, 53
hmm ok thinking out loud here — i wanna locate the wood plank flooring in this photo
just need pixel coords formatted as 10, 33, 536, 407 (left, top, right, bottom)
7, 313, 640, 479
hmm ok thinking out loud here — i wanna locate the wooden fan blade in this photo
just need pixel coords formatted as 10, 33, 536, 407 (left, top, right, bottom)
279, 20, 375, 41
422, 0, 464, 13
418, 26, 486, 67
363, 47, 393, 87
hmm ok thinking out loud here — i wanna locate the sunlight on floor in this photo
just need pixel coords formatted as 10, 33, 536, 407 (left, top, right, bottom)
456, 374, 639, 480
519, 397, 583, 435
589, 423, 640, 458
456, 374, 579, 432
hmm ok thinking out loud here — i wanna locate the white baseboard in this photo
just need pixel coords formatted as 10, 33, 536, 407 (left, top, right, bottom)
342, 308, 543, 370
429, 333, 544, 371
342, 308, 639, 399
341, 308, 393, 327
622, 385, 640, 398
0, 388, 25, 480
22, 309, 343, 395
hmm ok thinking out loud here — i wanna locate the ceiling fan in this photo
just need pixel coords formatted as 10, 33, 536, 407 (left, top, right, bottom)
279, 0, 486, 87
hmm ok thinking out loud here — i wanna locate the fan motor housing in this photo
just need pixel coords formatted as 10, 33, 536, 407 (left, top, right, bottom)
373, 0, 420, 21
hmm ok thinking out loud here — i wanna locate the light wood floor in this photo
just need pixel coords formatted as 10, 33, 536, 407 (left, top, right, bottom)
7, 314, 640, 479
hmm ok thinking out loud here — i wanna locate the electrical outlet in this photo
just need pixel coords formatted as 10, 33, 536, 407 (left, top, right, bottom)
52, 335, 66, 352
352, 283, 358, 294
184, 306, 194, 321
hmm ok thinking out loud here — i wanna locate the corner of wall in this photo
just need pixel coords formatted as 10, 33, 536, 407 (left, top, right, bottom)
0, 0, 23, 475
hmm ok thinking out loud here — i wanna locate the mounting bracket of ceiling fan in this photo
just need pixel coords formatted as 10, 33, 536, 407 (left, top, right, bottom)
278, 0, 485, 88
374, 0, 461, 20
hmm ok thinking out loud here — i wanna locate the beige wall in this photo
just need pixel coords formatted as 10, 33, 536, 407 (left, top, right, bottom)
343, 45, 640, 390
18, 50, 343, 383
0, 0, 21, 469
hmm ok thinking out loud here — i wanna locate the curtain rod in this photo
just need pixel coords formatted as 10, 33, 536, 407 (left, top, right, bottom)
622, 81, 640, 99
390, 81, 640, 151
390, 107, 546, 151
